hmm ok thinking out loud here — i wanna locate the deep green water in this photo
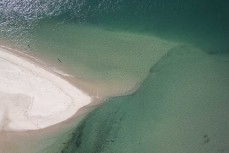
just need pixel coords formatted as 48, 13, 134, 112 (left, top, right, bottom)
0, 0, 229, 153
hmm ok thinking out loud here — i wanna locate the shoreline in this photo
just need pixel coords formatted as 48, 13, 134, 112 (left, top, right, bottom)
0, 46, 94, 131
0, 41, 133, 100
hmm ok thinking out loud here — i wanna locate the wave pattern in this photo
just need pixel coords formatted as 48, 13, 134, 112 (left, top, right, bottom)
0, 0, 124, 47
1, 0, 228, 52
0, 0, 123, 31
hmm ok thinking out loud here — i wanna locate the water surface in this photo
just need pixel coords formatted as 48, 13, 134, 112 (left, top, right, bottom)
0, 0, 228, 153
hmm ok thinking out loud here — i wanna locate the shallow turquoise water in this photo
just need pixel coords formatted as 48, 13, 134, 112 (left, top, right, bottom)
62, 46, 229, 153
26, 20, 176, 92
0, 0, 229, 153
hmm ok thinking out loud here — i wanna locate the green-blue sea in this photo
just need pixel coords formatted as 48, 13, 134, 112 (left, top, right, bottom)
0, 0, 229, 153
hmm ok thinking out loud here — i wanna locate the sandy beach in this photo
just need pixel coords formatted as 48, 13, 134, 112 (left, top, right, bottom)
0, 47, 91, 131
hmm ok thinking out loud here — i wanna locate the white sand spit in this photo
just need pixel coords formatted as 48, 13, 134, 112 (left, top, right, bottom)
0, 48, 91, 131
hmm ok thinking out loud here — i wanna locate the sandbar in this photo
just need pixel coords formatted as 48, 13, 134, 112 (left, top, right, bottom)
0, 47, 91, 131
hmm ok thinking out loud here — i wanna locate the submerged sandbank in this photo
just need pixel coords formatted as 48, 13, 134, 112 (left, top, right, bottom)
0, 47, 91, 131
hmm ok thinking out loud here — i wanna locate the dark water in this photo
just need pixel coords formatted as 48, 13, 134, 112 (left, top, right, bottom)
0, 0, 229, 153
1, 0, 229, 52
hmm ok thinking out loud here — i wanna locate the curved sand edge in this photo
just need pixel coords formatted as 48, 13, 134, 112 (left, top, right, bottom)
0, 47, 91, 131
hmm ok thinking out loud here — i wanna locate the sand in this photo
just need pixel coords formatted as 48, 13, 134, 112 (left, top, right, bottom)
0, 47, 91, 131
